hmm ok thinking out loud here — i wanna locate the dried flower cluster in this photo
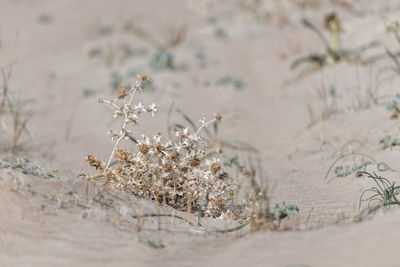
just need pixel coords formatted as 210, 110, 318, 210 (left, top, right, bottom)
84, 75, 238, 218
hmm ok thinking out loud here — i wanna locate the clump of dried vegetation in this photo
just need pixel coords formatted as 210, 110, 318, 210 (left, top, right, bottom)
83, 74, 239, 219
82, 74, 298, 232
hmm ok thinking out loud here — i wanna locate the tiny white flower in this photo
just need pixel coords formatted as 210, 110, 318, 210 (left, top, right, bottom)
147, 103, 158, 117
134, 102, 146, 112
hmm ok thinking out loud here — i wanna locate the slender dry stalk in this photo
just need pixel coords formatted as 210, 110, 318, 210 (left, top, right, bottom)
0, 66, 31, 153
7, 109, 29, 153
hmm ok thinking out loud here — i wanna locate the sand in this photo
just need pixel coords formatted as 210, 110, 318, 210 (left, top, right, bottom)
1, 0, 400, 266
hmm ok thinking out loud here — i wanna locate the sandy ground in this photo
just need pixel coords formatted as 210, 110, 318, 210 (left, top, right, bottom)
2, 0, 400, 266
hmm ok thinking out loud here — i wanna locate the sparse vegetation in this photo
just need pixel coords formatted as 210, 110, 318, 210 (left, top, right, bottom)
382, 19, 400, 76
355, 171, 400, 220
292, 12, 379, 71
6, 1, 400, 265
380, 135, 400, 150
0, 65, 31, 153
0, 157, 58, 178
82, 74, 298, 232
83, 75, 240, 218
386, 93, 400, 118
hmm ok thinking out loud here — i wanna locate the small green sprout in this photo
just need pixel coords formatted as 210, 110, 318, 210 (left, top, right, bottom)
380, 135, 400, 149
273, 202, 299, 227
146, 239, 165, 249
150, 51, 175, 70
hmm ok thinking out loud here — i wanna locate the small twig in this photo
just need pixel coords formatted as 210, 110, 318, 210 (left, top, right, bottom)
216, 221, 249, 233
132, 213, 197, 226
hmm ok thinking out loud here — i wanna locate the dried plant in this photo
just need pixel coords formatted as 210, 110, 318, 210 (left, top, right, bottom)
83, 74, 239, 218
0, 65, 31, 153
82, 75, 300, 232
244, 164, 298, 232
380, 19, 400, 76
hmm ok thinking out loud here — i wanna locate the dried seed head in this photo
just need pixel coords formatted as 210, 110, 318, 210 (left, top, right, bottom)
210, 162, 221, 174
115, 148, 130, 161
162, 163, 173, 172
228, 189, 234, 197
140, 74, 148, 81
217, 148, 223, 154
241, 169, 251, 176
219, 172, 228, 180
215, 113, 222, 122
324, 11, 341, 32
178, 131, 186, 139
85, 155, 105, 170
138, 144, 149, 154
117, 88, 129, 99
169, 151, 179, 161
190, 157, 201, 167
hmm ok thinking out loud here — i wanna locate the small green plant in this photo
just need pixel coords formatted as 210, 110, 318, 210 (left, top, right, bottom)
82, 88, 97, 97
145, 239, 165, 249
386, 93, 400, 118
380, 19, 400, 75
216, 76, 245, 90
127, 24, 187, 70
380, 135, 400, 150
109, 71, 129, 91
215, 27, 228, 40
358, 171, 400, 211
273, 202, 299, 228
0, 157, 58, 178
325, 152, 377, 180
150, 51, 175, 70
334, 161, 373, 177
291, 12, 379, 70
87, 46, 102, 58
245, 168, 298, 231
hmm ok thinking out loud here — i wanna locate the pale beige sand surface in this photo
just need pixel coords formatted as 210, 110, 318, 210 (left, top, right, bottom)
1, 0, 400, 266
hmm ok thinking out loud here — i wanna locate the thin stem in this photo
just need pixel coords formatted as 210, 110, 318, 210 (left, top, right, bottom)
216, 221, 249, 233
195, 118, 216, 136
132, 213, 197, 226
102, 99, 120, 109
128, 84, 139, 105
104, 81, 142, 170
105, 136, 124, 169
131, 213, 250, 233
